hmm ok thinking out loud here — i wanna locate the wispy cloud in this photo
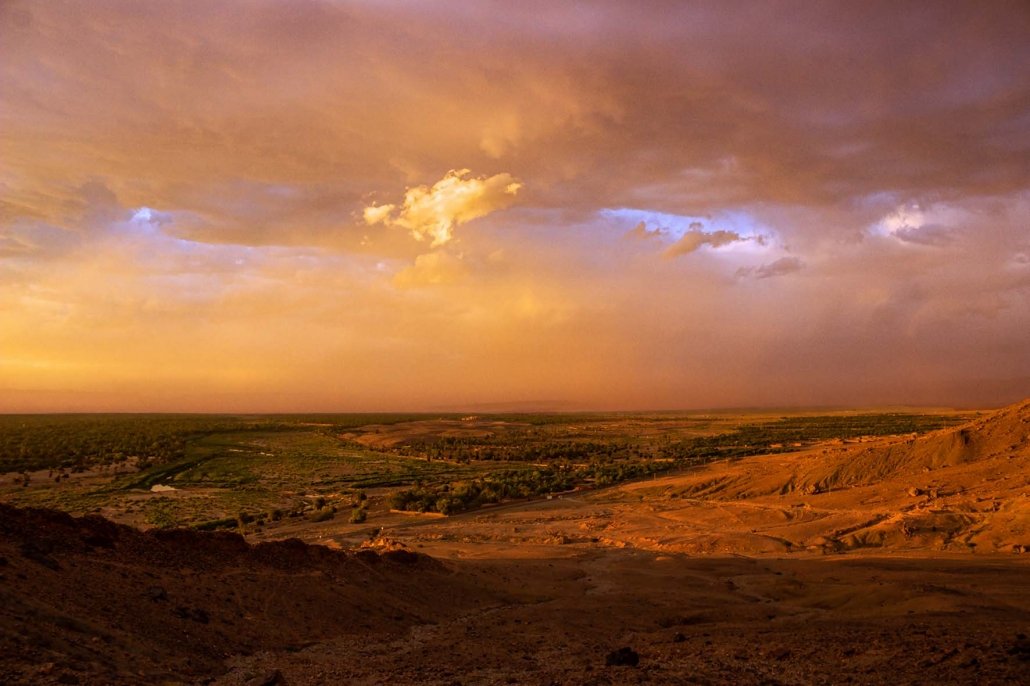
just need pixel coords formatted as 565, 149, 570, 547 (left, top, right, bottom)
736, 256, 805, 280
623, 221, 664, 240
663, 225, 751, 258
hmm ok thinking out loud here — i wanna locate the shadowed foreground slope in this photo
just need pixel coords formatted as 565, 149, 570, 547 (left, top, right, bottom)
2, 504, 1029, 685
0, 504, 499, 685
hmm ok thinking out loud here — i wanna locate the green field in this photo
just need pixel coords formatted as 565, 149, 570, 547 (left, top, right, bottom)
0, 410, 976, 529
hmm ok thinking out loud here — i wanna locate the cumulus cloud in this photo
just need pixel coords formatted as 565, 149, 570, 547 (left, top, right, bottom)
3, 2, 1027, 245
623, 221, 664, 240
871, 203, 968, 246
2, 2, 1030, 411
363, 170, 522, 247
662, 224, 748, 258
736, 256, 805, 280
362, 204, 394, 226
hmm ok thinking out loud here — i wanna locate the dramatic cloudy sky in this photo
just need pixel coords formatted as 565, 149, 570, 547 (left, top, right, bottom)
1, 0, 1028, 411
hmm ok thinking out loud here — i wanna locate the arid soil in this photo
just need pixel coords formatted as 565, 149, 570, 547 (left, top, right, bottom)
3, 401, 1029, 685
382, 400, 1029, 560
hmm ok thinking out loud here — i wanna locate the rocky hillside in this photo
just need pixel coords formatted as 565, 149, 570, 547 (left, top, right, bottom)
594, 399, 1030, 554
0, 504, 496, 685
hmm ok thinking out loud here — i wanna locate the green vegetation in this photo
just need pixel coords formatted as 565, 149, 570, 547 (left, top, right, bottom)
661, 413, 971, 462
0, 410, 975, 526
0, 413, 450, 474
0, 415, 292, 473
307, 507, 336, 523
384, 412, 973, 514
389, 459, 672, 514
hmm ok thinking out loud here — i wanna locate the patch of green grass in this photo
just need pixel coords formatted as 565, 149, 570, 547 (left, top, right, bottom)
70, 430, 519, 526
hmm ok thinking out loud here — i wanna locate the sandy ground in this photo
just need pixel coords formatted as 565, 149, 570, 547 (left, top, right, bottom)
214, 552, 1030, 686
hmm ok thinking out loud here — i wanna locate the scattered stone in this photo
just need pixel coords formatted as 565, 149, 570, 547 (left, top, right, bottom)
381, 549, 419, 565
907, 487, 924, 497
353, 549, 380, 564
673, 633, 686, 643
246, 669, 286, 686
361, 535, 408, 552
19, 541, 60, 570
767, 647, 792, 661
605, 647, 639, 667
173, 606, 210, 624
56, 673, 81, 685
1008, 636, 1030, 661
145, 585, 168, 602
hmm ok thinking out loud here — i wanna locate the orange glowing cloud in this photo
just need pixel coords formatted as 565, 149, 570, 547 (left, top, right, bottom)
364, 170, 522, 247
0, 1, 1028, 411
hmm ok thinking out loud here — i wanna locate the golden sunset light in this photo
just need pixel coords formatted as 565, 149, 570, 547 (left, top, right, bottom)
3, 6, 1030, 683
1, 1, 1028, 412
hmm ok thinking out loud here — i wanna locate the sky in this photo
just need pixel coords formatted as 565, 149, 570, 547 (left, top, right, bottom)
1, 0, 1029, 412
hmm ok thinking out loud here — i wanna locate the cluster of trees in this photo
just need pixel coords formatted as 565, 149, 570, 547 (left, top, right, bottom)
392, 436, 646, 464
389, 467, 573, 514
0, 415, 314, 473
0, 416, 194, 473
386, 413, 971, 516
659, 413, 970, 462
389, 459, 674, 515
194, 491, 371, 532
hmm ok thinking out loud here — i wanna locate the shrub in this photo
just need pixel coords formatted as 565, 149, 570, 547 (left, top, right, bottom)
307, 507, 335, 523
193, 517, 237, 531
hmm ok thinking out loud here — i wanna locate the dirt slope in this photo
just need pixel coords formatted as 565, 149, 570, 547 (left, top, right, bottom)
792, 398, 1030, 492
0, 504, 499, 685
579, 399, 1030, 555
350, 400, 1027, 560
3, 503, 1029, 686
